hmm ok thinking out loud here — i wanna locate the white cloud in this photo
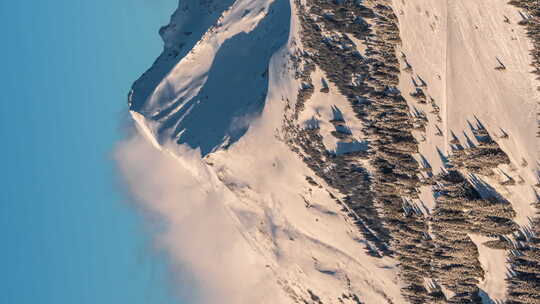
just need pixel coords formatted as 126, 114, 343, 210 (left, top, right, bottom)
114, 130, 280, 304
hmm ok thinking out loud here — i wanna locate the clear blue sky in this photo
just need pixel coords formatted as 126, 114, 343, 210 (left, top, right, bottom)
0, 1, 185, 303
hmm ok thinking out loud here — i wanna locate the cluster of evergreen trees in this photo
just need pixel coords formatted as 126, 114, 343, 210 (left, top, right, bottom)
505, 1, 540, 302
449, 124, 512, 177
430, 169, 519, 303
430, 126, 520, 303
431, 169, 485, 303
282, 0, 394, 259
356, 3, 444, 303
285, 0, 442, 302
506, 197, 540, 304
281, 0, 537, 302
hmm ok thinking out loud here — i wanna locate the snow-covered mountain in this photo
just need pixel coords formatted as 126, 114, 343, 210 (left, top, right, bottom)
125, 0, 539, 303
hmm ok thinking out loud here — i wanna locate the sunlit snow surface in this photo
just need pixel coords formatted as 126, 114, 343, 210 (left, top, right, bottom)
127, 0, 539, 303
396, 2, 538, 302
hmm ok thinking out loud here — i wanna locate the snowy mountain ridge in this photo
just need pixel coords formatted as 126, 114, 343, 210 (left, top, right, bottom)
125, 0, 540, 303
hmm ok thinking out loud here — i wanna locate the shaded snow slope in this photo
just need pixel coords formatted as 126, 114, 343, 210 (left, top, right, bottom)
130, 0, 291, 155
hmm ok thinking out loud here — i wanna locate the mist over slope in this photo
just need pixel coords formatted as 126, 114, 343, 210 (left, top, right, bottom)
123, 0, 540, 303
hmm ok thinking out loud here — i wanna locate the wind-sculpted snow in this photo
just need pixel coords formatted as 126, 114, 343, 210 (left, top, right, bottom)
130, 0, 236, 112
124, 0, 540, 303
130, 0, 290, 156
164, 1, 290, 155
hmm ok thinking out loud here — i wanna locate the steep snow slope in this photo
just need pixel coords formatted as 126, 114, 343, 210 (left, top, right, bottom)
395, 2, 539, 302
206, 45, 405, 303
396, 0, 538, 216
126, 0, 539, 303
130, 0, 290, 155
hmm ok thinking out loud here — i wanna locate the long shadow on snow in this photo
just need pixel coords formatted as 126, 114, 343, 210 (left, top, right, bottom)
164, 0, 291, 156
130, 0, 236, 111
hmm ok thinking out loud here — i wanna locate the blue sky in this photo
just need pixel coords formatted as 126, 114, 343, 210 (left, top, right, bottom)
0, 1, 184, 303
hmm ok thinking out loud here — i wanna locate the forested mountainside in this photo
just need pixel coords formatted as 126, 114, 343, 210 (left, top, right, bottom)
128, 0, 539, 303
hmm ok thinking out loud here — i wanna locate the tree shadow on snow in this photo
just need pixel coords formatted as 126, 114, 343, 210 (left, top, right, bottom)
478, 289, 504, 304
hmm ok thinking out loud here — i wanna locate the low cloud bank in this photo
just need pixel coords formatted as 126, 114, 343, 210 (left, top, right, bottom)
114, 131, 280, 304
